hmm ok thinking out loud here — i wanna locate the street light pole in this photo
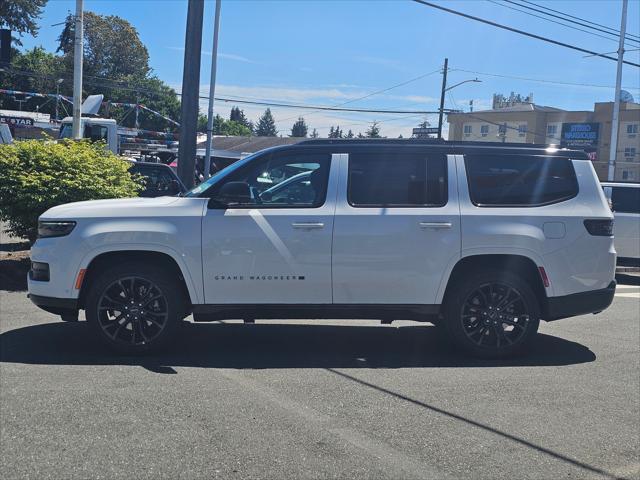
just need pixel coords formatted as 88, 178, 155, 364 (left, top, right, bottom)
204, 0, 222, 181
71, 0, 84, 139
607, 0, 628, 182
437, 58, 448, 139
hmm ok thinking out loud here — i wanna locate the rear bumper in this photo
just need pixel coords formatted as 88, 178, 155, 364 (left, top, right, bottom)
28, 294, 78, 316
543, 281, 616, 321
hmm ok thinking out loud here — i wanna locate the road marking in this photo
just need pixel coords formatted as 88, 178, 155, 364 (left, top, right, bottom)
616, 284, 639, 289
615, 292, 640, 299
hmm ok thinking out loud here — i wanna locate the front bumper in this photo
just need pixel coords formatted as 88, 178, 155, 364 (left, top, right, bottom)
28, 294, 78, 316
543, 280, 616, 321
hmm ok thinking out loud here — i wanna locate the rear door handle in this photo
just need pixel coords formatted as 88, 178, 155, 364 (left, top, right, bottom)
419, 222, 452, 229
292, 222, 324, 229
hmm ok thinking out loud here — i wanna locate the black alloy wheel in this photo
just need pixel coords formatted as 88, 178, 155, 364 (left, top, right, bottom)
97, 276, 169, 346
443, 270, 540, 358
85, 262, 183, 354
460, 283, 529, 349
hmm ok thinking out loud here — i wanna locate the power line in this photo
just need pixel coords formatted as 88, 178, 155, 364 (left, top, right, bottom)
518, 0, 640, 42
411, 0, 640, 68
488, 0, 639, 47
450, 67, 640, 91
278, 68, 442, 123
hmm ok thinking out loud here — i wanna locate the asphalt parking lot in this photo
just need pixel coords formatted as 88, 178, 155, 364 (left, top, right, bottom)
1, 279, 639, 480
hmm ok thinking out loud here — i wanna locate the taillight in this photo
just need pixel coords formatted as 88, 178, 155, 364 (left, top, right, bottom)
584, 219, 613, 236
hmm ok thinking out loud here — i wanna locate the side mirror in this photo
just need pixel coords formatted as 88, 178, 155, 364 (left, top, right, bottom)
260, 190, 273, 202
211, 181, 252, 207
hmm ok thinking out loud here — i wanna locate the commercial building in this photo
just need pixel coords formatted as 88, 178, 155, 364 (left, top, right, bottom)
447, 96, 640, 181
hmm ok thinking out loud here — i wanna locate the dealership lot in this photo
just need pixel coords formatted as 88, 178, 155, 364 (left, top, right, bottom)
1, 282, 638, 480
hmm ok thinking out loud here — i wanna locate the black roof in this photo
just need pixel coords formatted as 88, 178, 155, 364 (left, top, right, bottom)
290, 138, 590, 159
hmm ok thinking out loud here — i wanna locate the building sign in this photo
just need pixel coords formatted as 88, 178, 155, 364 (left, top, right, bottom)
412, 127, 439, 135
561, 122, 599, 148
0, 115, 34, 127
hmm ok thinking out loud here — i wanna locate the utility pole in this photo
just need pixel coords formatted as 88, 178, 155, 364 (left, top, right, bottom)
608, 0, 628, 182
437, 58, 448, 139
55, 79, 63, 121
204, 0, 222, 180
71, 0, 84, 139
178, 0, 205, 189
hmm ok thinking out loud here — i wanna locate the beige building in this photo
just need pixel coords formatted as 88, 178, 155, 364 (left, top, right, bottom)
447, 101, 640, 181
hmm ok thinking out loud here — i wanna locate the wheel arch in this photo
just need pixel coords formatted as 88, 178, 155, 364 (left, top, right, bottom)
77, 249, 197, 310
439, 254, 548, 314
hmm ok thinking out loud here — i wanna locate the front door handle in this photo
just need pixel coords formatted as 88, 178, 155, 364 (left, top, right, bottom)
292, 222, 325, 229
419, 222, 452, 229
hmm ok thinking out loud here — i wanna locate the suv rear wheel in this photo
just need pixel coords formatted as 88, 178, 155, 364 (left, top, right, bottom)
443, 270, 540, 358
85, 262, 182, 354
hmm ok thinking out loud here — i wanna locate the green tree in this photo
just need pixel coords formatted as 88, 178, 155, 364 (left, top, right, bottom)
197, 114, 251, 136
365, 121, 381, 138
255, 108, 277, 136
0, 0, 47, 45
309, 128, 319, 138
290, 117, 308, 137
345, 129, 354, 138
57, 11, 150, 80
0, 140, 142, 241
0, 47, 64, 115
328, 126, 343, 138
229, 106, 253, 132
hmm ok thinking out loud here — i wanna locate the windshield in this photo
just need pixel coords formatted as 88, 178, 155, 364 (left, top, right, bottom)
185, 151, 261, 197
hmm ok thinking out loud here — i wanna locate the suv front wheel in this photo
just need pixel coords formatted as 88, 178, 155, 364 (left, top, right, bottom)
443, 270, 540, 358
85, 262, 182, 354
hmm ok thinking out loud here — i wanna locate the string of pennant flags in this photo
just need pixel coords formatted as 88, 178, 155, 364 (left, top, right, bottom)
0, 88, 180, 127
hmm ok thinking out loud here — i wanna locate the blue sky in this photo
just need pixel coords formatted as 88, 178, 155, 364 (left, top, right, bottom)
18, 0, 640, 137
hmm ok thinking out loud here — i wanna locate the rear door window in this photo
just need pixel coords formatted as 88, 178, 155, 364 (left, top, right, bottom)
611, 186, 640, 214
464, 154, 578, 207
348, 152, 447, 207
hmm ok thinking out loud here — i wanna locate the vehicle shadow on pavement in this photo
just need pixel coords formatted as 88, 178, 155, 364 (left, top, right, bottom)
0, 321, 595, 369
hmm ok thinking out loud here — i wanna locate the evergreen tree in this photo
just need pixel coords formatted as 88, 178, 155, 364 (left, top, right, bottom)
328, 126, 343, 138
230, 106, 253, 132
365, 121, 381, 138
290, 117, 308, 137
310, 128, 319, 138
345, 129, 354, 138
255, 108, 278, 136
357, 132, 365, 138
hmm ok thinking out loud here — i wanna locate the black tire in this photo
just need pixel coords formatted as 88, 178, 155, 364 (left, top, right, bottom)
85, 262, 183, 354
443, 269, 540, 358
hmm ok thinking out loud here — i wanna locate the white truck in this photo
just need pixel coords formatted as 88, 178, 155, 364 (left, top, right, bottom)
28, 139, 616, 358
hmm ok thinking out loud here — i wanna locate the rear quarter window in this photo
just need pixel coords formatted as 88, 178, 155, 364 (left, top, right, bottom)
611, 186, 640, 214
464, 154, 578, 207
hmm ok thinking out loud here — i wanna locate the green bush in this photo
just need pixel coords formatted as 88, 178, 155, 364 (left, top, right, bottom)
0, 139, 142, 242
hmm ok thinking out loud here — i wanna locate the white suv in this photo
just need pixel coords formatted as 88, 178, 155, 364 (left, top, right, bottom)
28, 140, 616, 357
601, 182, 640, 264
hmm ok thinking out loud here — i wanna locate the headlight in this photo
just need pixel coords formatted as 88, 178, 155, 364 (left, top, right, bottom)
37, 221, 77, 239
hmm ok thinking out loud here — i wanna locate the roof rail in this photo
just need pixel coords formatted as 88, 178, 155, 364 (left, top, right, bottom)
297, 138, 571, 149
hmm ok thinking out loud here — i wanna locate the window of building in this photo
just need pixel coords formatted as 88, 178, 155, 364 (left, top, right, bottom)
626, 124, 638, 135
480, 125, 489, 137
463, 125, 472, 135
464, 154, 578, 207
518, 124, 527, 137
624, 147, 637, 160
611, 186, 640, 213
546, 124, 558, 135
348, 152, 447, 207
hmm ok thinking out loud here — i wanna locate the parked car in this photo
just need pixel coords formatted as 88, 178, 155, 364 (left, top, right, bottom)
128, 161, 186, 198
28, 139, 616, 358
601, 181, 640, 265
